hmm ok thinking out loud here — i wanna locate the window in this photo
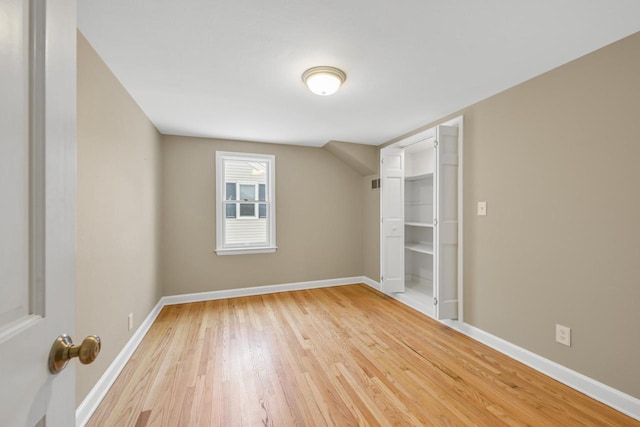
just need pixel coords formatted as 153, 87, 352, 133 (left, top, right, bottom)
216, 152, 276, 255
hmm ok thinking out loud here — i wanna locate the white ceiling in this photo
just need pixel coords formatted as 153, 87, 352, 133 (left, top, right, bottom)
78, 1, 640, 147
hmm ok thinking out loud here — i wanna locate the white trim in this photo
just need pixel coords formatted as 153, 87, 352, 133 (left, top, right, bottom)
361, 276, 381, 291
393, 127, 437, 149
161, 276, 363, 305
75, 301, 164, 427
215, 246, 277, 256
363, 279, 640, 421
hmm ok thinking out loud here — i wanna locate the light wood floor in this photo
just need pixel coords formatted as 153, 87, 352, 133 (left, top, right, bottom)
88, 284, 638, 426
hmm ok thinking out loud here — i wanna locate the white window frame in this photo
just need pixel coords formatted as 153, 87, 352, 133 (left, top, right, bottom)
215, 151, 276, 255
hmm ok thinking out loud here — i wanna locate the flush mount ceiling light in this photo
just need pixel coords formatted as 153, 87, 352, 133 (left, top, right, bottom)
302, 66, 347, 96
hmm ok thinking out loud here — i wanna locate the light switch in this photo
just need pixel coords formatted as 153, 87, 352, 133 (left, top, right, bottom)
477, 201, 487, 216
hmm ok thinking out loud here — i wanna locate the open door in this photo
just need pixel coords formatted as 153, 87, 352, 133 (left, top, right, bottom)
380, 147, 405, 293
0, 0, 78, 425
434, 125, 459, 319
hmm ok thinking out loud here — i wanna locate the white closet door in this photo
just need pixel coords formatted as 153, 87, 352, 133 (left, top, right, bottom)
434, 126, 459, 319
380, 148, 405, 293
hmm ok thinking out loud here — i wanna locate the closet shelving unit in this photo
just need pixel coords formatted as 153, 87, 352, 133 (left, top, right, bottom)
403, 149, 435, 304
380, 117, 463, 320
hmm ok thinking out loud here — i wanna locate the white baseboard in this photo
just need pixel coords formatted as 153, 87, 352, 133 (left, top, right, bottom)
75, 276, 367, 425
364, 278, 640, 421
361, 276, 381, 290
75, 300, 164, 427
161, 276, 364, 306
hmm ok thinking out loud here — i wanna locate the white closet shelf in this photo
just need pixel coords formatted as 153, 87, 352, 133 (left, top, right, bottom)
405, 222, 434, 228
405, 242, 434, 255
405, 172, 434, 181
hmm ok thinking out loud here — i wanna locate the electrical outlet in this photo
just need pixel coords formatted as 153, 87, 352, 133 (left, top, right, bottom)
477, 201, 487, 216
556, 324, 571, 346
128, 313, 134, 331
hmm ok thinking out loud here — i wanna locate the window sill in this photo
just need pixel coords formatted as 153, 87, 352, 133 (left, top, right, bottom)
215, 246, 277, 256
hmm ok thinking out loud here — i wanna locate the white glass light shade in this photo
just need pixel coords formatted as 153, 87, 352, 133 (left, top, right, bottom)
302, 66, 346, 96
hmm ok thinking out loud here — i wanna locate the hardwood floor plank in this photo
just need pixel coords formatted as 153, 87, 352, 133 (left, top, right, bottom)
87, 284, 639, 426
134, 410, 151, 427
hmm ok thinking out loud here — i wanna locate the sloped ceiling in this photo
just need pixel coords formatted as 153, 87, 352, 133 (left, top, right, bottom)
78, 1, 640, 147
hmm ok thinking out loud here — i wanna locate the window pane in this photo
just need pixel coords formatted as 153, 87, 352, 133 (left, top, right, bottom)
226, 182, 236, 201
239, 184, 255, 201
239, 203, 255, 217
258, 184, 266, 201
259, 203, 267, 218
225, 203, 236, 218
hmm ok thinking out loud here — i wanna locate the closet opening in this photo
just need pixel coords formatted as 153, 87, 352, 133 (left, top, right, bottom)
380, 116, 463, 320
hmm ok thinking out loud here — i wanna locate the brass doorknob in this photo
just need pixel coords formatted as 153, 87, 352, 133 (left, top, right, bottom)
49, 334, 101, 374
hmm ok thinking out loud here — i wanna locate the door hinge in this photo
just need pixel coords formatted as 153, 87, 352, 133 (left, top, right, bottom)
433, 218, 438, 226
381, 158, 384, 164
434, 140, 439, 148
433, 297, 438, 305
381, 276, 384, 282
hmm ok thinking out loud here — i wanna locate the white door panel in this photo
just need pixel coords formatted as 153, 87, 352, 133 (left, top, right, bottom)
0, 0, 30, 330
380, 148, 405, 293
0, 0, 77, 425
435, 125, 459, 320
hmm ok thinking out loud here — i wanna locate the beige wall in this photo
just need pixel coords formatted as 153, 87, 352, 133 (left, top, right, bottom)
322, 140, 380, 281
76, 33, 162, 404
324, 140, 378, 176
377, 32, 640, 398
362, 173, 380, 281
160, 135, 364, 295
